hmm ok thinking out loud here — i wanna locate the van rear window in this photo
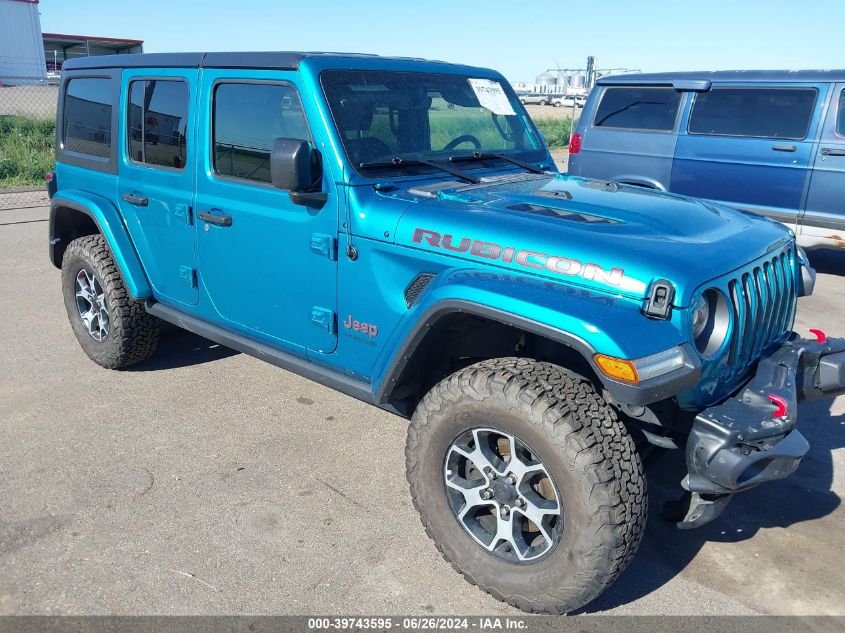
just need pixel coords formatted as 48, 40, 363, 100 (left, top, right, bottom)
63, 77, 113, 158
593, 87, 680, 131
689, 87, 817, 140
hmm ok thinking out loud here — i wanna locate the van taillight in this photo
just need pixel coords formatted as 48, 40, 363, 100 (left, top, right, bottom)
569, 132, 582, 154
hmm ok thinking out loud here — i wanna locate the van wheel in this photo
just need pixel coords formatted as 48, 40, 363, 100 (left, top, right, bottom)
61, 235, 159, 369
406, 358, 646, 614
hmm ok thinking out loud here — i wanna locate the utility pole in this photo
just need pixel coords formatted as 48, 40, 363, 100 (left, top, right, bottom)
586, 56, 596, 90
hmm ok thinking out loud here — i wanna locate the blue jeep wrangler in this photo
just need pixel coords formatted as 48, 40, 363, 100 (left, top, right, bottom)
49, 52, 845, 614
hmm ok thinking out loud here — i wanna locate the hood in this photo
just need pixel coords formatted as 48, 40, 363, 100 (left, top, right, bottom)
391, 173, 793, 305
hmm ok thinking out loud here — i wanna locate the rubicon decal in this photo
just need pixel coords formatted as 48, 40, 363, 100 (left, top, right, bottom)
412, 228, 630, 289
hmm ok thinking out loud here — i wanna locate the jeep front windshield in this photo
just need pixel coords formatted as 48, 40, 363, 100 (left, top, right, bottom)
320, 70, 546, 177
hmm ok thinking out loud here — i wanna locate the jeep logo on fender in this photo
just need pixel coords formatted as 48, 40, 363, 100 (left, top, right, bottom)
343, 314, 378, 338
412, 228, 626, 287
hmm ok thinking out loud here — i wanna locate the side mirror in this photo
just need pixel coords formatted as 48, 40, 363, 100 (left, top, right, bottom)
270, 138, 327, 208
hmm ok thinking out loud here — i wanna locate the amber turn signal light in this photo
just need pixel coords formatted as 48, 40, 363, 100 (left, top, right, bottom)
594, 354, 639, 384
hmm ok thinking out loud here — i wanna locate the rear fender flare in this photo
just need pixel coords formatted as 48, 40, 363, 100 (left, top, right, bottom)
50, 191, 152, 300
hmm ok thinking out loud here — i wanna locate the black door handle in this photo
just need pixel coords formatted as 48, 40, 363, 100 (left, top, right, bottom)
772, 144, 797, 152
197, 209, 233, 227
821, 147, 845, 156
121, 192, 148, 206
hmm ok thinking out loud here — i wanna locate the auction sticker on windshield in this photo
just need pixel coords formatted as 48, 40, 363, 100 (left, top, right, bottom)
468, 78, 515, 116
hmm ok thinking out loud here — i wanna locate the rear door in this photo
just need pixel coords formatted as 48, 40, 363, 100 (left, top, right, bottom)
569, 85, 681, 188
117, 68, 198, 305
671, 84, 826, 227
802, 83, 845, 244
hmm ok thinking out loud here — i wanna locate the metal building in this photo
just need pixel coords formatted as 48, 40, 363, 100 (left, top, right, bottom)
43, 33, 144, 72
0, 0, 46, 83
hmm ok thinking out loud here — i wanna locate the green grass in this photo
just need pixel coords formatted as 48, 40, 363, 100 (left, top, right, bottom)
0, 115, 55, 187
533, 118, 574, 149
0, 112, 574, 188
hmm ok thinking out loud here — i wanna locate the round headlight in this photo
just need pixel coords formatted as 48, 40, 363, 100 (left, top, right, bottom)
691, 294, 710, 339
692, 288, 730, 357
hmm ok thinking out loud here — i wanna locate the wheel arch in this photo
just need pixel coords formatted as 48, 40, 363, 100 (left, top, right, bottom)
50, 191, 152, 300
376, 300, 605, 416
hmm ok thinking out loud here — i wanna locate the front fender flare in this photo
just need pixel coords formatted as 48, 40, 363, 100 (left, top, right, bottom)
373, 268, 697, 407
50, 191, 152, 300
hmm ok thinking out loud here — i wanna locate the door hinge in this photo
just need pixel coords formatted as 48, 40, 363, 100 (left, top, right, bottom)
179, 266, 197, 288
310, 233, 337, 260
174, 203, 193, 226
310, 307, 336, 335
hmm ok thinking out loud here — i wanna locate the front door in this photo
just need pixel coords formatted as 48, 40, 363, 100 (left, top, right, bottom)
671, 84, 825, 227
194, 70, 338, 354
803, 83, 845, 244
117, 69, 198, 305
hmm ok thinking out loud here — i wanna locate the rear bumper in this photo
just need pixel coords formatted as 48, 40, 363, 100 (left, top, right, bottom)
673, 334, 845, 528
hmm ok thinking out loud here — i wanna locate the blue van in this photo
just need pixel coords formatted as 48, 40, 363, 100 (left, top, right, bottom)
568, 71, 845, 250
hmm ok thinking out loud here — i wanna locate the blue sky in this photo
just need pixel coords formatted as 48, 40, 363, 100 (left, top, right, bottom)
39, 0, 845, 82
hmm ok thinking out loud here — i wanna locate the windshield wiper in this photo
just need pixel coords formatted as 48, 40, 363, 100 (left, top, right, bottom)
358, 157, 480, 184
448, 152, 546, 175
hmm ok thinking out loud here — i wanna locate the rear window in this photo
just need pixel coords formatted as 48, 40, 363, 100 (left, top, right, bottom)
128, 79, 189, 169
593, 87, 680, 131
838, 90, 845, 137
63, 77, 113, 157
689, 87, 817, 139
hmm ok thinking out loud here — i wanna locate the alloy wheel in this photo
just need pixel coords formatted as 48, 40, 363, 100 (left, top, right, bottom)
75, 268, 109, 341
444, 427, 563, 563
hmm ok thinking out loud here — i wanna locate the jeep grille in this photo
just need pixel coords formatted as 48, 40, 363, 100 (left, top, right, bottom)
725, 247, 797, 377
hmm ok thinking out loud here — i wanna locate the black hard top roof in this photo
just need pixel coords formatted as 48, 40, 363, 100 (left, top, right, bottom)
598, 69, 845, 86
62, 51, 448, 71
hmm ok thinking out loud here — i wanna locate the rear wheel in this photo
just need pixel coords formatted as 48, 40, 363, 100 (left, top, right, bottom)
61, 235, 159, 369
406, 358, 646, 614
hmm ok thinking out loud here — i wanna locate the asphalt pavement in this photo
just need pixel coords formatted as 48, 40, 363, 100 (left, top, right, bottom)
1, 205, 844, 615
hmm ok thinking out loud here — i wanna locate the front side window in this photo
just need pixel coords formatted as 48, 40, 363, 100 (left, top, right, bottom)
63, 77, 113, 158
837, 90, 845, 137
128, 79, 189, 169
320, 70, 543, 175
593, 87, 680, 131
213, 82, 310, 184
689, 87, 817, 139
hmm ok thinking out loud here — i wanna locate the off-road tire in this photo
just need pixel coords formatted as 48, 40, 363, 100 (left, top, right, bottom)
61, 234, 159, 369
406, 357, 647, 614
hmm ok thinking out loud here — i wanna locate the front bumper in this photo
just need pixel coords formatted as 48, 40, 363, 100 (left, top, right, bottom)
671, 333, 845, 528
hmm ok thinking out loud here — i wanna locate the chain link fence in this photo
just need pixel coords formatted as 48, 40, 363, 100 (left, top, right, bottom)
0, 76, 57, 209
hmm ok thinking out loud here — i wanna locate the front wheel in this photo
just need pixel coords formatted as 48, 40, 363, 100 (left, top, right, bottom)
405, 358, 646, 614
61, 234, 159, 369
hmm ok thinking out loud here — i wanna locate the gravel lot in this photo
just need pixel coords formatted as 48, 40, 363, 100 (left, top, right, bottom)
1, 205, 844, 616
